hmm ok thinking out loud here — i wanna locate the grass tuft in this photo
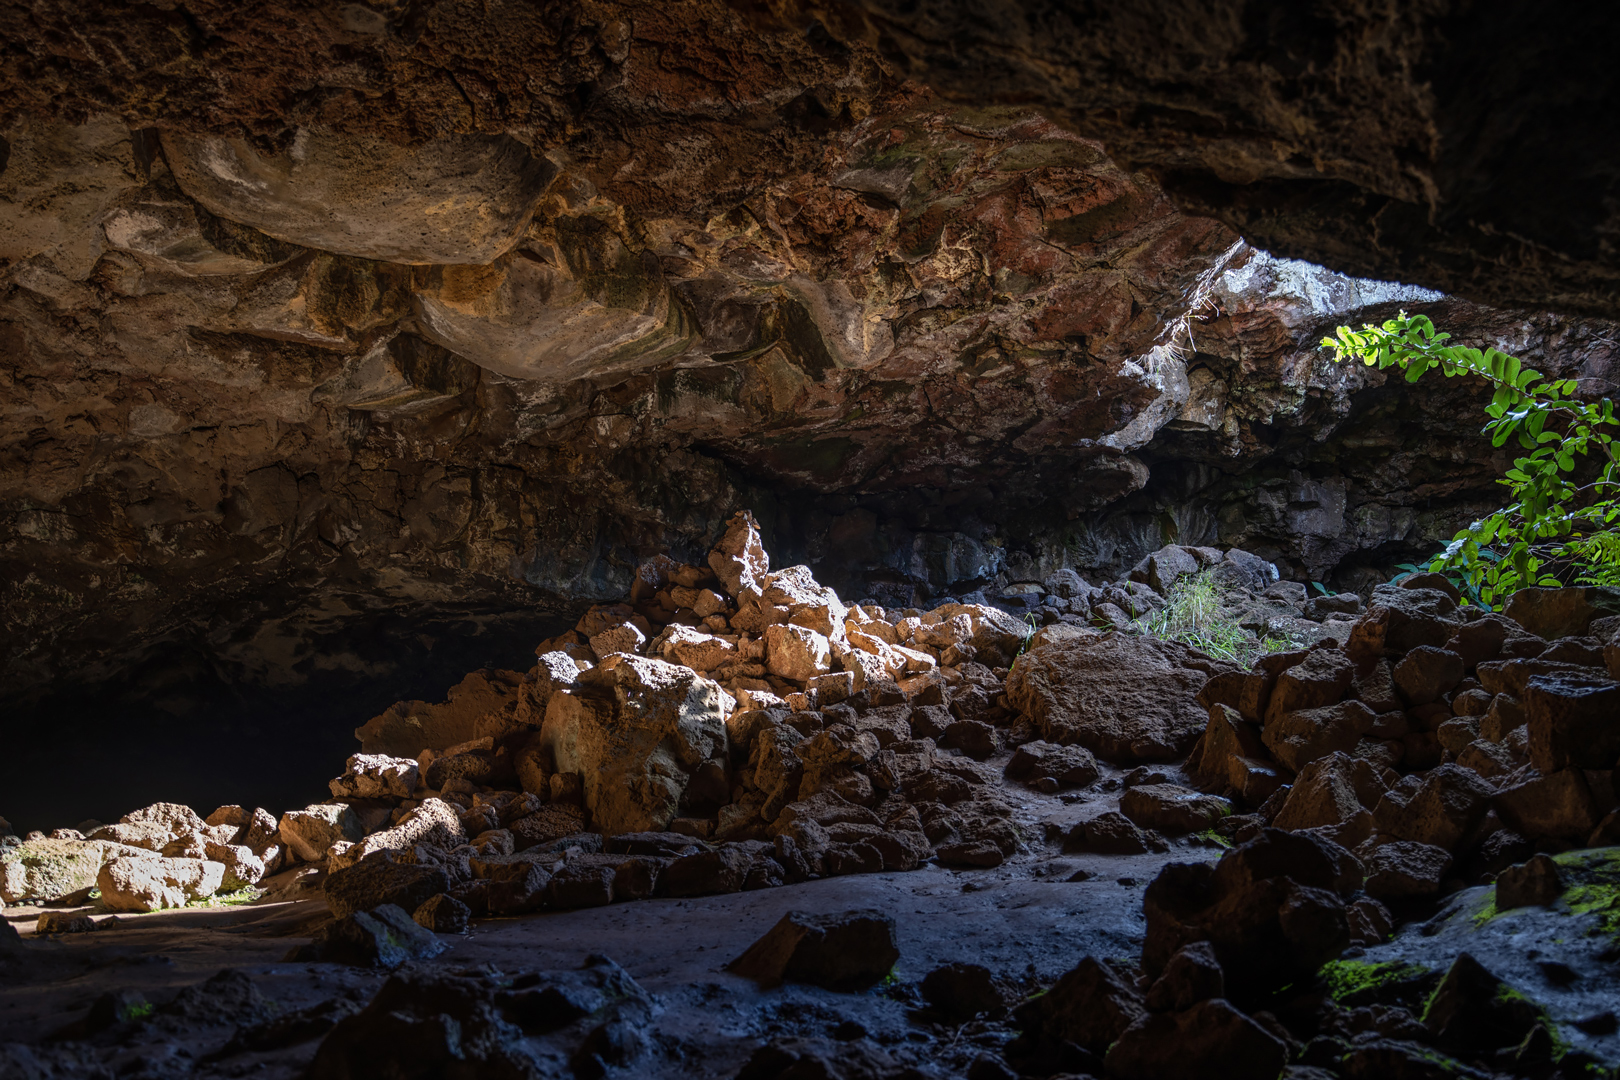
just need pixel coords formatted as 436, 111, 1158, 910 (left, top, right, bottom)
1136, 571, 1297, 666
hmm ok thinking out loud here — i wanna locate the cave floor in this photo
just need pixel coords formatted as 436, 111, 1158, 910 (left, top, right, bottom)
1, 761, 1213, 1078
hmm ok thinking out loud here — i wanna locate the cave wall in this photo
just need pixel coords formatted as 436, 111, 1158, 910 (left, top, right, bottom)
3, 0, 1618, 703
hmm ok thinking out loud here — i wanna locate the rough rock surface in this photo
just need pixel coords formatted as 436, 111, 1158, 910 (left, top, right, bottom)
542, 655, 731, 835
3, 0, 1618, 721
1007, 633, 1234, 762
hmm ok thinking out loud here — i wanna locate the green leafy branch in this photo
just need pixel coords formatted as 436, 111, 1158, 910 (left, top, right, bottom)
1321, 312, 1620, 606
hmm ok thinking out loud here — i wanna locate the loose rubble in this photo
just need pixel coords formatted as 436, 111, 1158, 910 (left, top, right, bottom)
3, 520, 1618, 1078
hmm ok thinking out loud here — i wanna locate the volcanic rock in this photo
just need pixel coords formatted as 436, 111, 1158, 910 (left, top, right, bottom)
0, 838, 103, 903
541, 654, 730, 835
1006, 632, 1234, 762
729, 909, 900, 991
97, 854, 226, 912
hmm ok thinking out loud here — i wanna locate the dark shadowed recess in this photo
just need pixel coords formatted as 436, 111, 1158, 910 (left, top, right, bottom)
0, 609, 568, 835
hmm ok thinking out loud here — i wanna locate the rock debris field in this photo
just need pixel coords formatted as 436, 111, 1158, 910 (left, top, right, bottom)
3, 511, 1620, 1080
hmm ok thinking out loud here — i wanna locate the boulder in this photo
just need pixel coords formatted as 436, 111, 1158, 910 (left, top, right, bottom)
279, 804, 365, 863
1011, 955, 1144, 1055
1495, 853, 1563, 909
1265, 648, 1355, 722
329, 754, 420, 800
1131, 545, 1201, 594
205, 841, 268, 890
1144, 941, 1225, 1012
1004, 740, 1099, 788
1347, 584, 1461, 662
1063, 810, 1167, 855
1423, 953, 1545, 1056
413, 893, 471, 934
541, 654, 729, 835
1120, 784, 1232, 833
919, 962, 1020, 1022
329, 799, 466, 871
1523, 673, 1620, 772
355, 668, 528, 757
0, 838, 103, 903
1187, 705, 1285, 806
1375, 764, 1494, 850
1504, 585, 1620, 641
1006, 632, 1234, 762
98, 855, 226, 912
728, 909, 899, 990
1262, 700, 1376, 772
1493, 767, 1602, 840
1142, 829, 1361, 996
1392, 646, 1466, 706
662, 845, 752, 896
764, 624, 833, 682
708, 509, 770, 597
121, 801, 206, 836
1361, 840, 1453, 899
1273, 752, 1384, 833
324, 852, 451, 920
1105, 998, 1289, 1080
292, 905, 449, 970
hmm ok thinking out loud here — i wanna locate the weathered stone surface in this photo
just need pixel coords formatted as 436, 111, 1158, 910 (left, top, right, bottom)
162, 131, 555, 265
1120, 784, 1231, 834
1262, 701, 1377, 773
1393, 647, 1466, 707
1004, 740, 1099, 788
329, 754, 419, 800
1348, 586, 1462, 662
1523, 674, 1620, 773
324, 852, 451, 921
98, 855, 225, 912
1494, 767, 1602, 840
1504, 586, 1620, 641
542, 655, 729, 835
728, 909, 899, 990
1495, 853, 1563, 909
1376, 764, 1495, 851
1105, 998, 1289, 1080
1265, 648, 1355, 722
357, 670, 529, 758
1361, 840, 1453, 899
1007, 632, 1234, 763
1012, 955, 1145, 1055
330, 799, 466, 872
764, 624, 833, 683
295, 904, 449, 970
278, 804, 364, 863
1273, 752, 1383, 833
0, 838, 103, 903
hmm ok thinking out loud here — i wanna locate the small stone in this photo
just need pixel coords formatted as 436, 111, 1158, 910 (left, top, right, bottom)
36, 911, 96, 934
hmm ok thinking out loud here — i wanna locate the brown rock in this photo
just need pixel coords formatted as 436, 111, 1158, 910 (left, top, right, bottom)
708, 510, 770, 597
1105, 998, 1288, 1080
1444, 617, 1512, 670
1504, 586, 1620, 640
728, 909, 899, 990
1375, 764, 1494, 851
1064, 810, 1167, 855
1361, 840, 1453, 899
1144, 941, 1224, 1013
1006, 631, 1235, 763
1392, 646, 1465, 706
1004, 740, 1099, 788
1188, 705, 1285, 806
1121, 784, 1232, 834
1273, 752, 1383, 833
1265, 648, 1355, 723
1347, 585, 1461, 662
541, 654, 730, 835
1013, 955, 1145, 1054
1495, 853, 1563, 909
1262, 700, 1376, 772
1523, 673, 1620, 772
1494, 767, 1602, 840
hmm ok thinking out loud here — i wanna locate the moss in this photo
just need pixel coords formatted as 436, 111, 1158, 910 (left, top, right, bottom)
127, 1001, 154, 1021
186, 886, 262, 909
1320, 959, 1431, 1004
1563, 883, 1620, 940
1195, 829, 1232, 849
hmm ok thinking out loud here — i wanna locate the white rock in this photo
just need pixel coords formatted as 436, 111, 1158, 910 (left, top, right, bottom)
329, 753, 420, 800
98, 855, 226, 912
326, 798, 466, 872
764, 624, 832, 682
277, 804, 363, 863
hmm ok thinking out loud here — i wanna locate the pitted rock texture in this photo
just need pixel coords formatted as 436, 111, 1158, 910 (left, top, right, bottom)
2, 0, 1619, 709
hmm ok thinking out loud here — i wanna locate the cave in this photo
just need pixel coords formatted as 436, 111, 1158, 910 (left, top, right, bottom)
2, 3, 1618, 1078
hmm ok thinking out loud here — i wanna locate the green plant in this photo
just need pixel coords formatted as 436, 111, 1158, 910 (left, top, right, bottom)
1323, 313, 1620, 606
1137, 571, 1286, 665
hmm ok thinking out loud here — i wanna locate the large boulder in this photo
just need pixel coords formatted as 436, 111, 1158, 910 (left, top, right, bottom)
98, 855, 225, 912
541, 654, 730, 835
1504, 586, 1620, 641
279, 804, 365, 863
1006, 632, 1235, 762
355, 668, 530, 758
0, 838, 103, 903
1523, 673, 1620, 772
1347, 584, 1463, 662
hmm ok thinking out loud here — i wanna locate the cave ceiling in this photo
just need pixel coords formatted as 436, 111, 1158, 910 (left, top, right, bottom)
1, 0, 1617, 694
